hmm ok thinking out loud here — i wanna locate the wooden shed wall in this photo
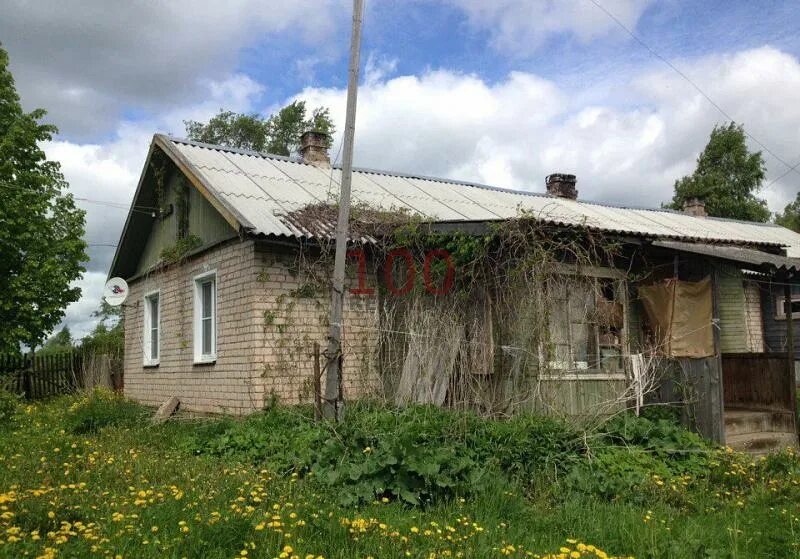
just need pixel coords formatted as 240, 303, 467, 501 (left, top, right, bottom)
715, 264, 749, 353
760, 281, 800, 359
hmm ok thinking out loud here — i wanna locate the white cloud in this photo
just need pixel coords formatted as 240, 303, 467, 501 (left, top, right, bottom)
47, 45, 800, 339
0, 0, 347, 137
445, 0, 653, 54
60, 272, 109, 340
297, 46, 800, 211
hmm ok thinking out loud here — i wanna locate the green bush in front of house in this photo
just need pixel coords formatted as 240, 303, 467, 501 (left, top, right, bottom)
187, 401, 581, 505
65, 387, 150, 434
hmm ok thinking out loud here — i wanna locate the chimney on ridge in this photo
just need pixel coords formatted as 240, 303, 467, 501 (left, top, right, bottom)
545, 173, 578, 200
683, 197, 707, 217
299, 130, 331, 167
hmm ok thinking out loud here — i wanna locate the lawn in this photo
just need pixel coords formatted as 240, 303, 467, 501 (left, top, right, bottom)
0, 392, 799, 559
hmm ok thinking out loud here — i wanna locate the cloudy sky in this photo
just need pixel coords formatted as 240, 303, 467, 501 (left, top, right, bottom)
2, 0, 800, 338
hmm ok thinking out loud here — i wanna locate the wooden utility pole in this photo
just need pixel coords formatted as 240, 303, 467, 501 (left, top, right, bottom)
323, 0, 364, 421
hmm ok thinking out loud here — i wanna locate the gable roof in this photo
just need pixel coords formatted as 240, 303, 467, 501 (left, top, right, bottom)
110, 134, 800, 279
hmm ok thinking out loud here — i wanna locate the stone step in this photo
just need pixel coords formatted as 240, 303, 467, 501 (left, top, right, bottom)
724, 410, 796, 437
726, 431, 798, 455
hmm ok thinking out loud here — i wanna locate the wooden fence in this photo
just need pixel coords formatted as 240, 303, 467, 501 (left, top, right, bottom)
0, 352, 83, 399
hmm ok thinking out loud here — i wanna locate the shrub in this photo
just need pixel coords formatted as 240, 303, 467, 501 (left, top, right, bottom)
598, 412, 713, 478
190, 402, 581, 506
66, 388, 149, 434
187, 404, 325, 474
0, 386, 19, 424
564, 446, 670, 501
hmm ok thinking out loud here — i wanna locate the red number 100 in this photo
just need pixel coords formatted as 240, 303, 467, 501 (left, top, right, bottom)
349, 248, 454, 296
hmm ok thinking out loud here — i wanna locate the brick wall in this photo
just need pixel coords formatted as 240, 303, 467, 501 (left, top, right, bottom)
124, 239, 382, 414
124, 240, 263, 414
252, 242, 381, 405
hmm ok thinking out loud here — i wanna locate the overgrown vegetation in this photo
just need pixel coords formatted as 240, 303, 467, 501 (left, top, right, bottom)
188, 402, 579, 506
65, 388, 149, 434
159, 233, 203, 264
2, 395, 800, 558
0, 385, 18, 424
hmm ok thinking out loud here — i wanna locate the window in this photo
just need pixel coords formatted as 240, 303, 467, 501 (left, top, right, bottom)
193, 271, 217, 363
548, 276, 626, 375
775, 295, 800, 320
143, 290, 160, 366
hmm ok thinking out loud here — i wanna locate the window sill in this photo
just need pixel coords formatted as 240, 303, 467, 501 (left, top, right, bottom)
539, 372, 627, 381
143, 361, 160, 368
193, 356, 217, 366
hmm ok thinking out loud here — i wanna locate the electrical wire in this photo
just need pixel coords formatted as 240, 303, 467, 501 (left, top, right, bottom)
587, 0, 800, 180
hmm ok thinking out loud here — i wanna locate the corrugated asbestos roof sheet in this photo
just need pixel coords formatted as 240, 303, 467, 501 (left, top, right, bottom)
163, 135, 800, 256
653, 241, 800, 273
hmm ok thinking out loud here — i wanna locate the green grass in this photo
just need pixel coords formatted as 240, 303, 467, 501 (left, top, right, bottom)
1, 394, 800, 559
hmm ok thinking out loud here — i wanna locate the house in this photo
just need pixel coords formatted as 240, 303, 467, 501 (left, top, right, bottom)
110, 132, 800, 450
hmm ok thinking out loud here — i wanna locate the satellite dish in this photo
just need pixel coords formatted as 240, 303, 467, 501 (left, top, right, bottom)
103, 277, 129, 306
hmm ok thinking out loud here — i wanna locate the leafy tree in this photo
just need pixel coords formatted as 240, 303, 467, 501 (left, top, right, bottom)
668, 122, 770, 222
39, 326, 74, 355
184, 100, 335, 157
775, 192, 800, 232
0, 45, 87, 352
80, 301, 123, 356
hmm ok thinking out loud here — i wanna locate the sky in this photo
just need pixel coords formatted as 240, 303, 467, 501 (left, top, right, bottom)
2, 0, 800, 339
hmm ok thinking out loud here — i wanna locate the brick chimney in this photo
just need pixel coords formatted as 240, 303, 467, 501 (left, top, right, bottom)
299, 130, 330, 167
683, 197, 707, 217
545, 173, 578, 200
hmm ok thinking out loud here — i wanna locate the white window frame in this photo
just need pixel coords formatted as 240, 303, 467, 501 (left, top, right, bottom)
775, 295, 800, 320
142, 289, 160, 367
193, 270, 217, 364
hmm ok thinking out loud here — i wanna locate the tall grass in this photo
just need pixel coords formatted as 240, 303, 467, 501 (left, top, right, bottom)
0, 394, 798, 558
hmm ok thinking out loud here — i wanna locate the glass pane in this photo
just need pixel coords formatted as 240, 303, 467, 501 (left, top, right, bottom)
202, 281, 213, 319
151, 327, 158, 359
202, 317, 212, 355
150, 296, 159, 329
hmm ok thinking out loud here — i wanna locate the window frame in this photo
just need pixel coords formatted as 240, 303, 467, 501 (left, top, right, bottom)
142, 289, 161, 367
774, 294, 800, 320
193, 270, 217, 364
546, 269, 628, 379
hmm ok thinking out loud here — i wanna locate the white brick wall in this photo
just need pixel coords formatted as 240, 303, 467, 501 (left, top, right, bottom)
252, 243, 381, 405
124, 239, 381, 414
124, 240, 263, 414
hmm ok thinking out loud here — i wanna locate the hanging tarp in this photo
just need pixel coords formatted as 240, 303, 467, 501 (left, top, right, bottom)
639, 277, 714, 358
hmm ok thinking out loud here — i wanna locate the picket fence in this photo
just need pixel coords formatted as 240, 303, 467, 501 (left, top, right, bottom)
0, 352, 83, 399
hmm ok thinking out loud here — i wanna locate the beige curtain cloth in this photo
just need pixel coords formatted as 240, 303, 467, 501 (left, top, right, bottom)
639, 277, 714, 358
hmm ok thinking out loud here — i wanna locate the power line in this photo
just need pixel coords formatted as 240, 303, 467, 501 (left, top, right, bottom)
2, 183, 157, 213
766, 156, 800, 189
587, 0, 800, 180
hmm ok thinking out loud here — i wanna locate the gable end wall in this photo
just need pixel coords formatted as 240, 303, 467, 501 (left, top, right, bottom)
124, 240, 264, 414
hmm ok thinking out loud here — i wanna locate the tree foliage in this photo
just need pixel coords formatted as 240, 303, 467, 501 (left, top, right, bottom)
80, 300, 124, 356
775, 192, 800, 233
668, 122, 770, 222
184, 101, 335, 157
0, 45, 87, 351
39, 326, 74, 355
